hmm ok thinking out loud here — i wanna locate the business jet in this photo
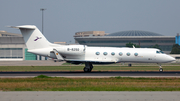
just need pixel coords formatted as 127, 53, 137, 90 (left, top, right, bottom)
10, 25, 175, 72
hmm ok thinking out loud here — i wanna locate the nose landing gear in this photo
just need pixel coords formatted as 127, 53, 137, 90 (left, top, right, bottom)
159, 64, 163, 72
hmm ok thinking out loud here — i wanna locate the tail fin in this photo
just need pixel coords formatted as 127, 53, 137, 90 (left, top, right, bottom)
10, 25, 51, 50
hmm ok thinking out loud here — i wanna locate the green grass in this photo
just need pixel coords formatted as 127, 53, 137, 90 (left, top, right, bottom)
0, 76, 180, 91
0, 65, 180, 72
34, 75, 52, 78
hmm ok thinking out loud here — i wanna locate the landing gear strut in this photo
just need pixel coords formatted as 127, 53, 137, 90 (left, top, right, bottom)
159, 64, 163, 72
83, 62, 93, 72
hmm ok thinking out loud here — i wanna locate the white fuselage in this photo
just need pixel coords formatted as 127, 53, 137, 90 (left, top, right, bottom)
28, 44, 175, 64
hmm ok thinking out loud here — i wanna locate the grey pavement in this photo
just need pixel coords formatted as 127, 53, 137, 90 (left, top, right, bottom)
1, 71, 180, 78
0, 91, 180, 101
0, 60, 65, 66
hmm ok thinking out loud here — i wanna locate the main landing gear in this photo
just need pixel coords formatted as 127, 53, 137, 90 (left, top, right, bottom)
83, 62, 93, 72
159, 64, 163, 72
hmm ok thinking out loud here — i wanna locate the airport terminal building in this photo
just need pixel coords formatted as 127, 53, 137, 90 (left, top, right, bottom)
0, 31, 44, 61
75, 30, 175, 53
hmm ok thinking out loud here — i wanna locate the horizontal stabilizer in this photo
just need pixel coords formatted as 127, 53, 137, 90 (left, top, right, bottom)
8, 25, 36, 29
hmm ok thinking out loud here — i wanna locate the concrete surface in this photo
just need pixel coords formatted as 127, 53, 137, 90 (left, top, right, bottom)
0, 91, 180, 101
0, 60, 65, 66
0, 71, 180, 78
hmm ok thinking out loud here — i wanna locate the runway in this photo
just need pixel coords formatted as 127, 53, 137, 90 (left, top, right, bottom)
1, 91, 180, 101
0, 71, 180, 78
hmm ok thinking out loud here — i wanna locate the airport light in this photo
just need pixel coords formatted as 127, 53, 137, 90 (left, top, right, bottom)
40, 8, 46, 34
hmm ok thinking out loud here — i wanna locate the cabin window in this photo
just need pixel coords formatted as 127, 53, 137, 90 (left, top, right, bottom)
111, 52, 115, 56
103, 52, 108, 56
119, 52, 123, 56
134, 53, 138, 56
126, 52, 130, 56
96, 52, 100, 55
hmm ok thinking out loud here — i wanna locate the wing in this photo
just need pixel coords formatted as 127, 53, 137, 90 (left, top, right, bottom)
66, 59, 117, 64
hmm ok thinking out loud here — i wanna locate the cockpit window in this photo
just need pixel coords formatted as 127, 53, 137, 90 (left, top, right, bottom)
156, 51, 164, 54
160, 51, 164, 54
156, 51, 160, 54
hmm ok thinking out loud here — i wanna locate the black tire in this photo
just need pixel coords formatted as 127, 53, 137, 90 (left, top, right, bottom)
83, 67, 90, 72
159, 68, 163, 72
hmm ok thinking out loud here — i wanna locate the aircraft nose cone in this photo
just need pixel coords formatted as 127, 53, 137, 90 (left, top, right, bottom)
169, 56, 176, 62
172, 57, 176, 61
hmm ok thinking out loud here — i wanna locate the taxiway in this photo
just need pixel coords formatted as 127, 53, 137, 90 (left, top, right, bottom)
0, 71, 180, 78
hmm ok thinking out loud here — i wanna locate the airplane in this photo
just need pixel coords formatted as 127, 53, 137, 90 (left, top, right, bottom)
10, 25, 176, 72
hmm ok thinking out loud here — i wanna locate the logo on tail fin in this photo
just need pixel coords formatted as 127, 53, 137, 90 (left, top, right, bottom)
34, 37, 42, 41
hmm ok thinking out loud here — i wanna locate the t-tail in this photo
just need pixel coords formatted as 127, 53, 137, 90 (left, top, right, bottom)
10, 25, 51, 50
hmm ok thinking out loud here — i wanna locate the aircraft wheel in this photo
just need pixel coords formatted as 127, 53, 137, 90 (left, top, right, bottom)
83, 67, 91, 72
128, 64, 132, 67
159, 68, 163, 72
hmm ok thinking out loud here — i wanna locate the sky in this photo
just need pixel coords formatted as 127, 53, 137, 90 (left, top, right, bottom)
1, 0, 180, 43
